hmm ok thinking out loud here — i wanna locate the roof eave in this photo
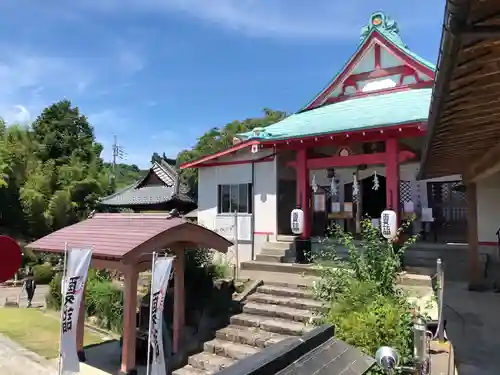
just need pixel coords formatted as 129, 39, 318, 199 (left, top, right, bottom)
418, 0, 472, 180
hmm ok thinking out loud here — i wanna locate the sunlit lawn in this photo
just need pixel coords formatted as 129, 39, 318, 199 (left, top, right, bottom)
0, 308, 106, 358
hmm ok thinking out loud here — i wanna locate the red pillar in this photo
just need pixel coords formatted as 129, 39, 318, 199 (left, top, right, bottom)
296, 149, 311, 239
385, 138, 400, 223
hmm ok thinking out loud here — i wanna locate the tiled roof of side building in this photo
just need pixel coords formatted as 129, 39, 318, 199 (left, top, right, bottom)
100, 160, 193, 206
239, 88, 432, 141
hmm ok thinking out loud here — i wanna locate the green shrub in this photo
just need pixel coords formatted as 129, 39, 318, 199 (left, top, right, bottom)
326, 282, 413, 374
46, 272, 63, 309
33, 263, 55, 284
45, 268, 124, 334
85, 281, 124, 333
311, 219, 418, 373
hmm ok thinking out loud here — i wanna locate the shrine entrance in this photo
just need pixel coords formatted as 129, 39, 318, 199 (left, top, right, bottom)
426, 181, 468, 243
361, 175, 386, 219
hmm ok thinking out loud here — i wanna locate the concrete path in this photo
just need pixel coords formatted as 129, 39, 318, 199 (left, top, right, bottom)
0, 334, 56, 375
443, 281, 500, 375
0, 285, 48, 307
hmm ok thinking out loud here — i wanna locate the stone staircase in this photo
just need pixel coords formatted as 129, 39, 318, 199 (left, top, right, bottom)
172, 283, 322, 375
254, 237, 295, 264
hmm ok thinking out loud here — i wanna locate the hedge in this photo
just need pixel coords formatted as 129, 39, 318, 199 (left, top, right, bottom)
32, 263, 55, 284
46, 271, 124, 334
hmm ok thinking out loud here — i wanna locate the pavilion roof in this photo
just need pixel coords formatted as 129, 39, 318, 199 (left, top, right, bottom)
419, 0, 500, 180
26, 213, 232, 261
239, 88, 432, 142
100, 160, 194, 207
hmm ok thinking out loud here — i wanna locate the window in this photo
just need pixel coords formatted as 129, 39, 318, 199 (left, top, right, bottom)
217, 184, 253, 214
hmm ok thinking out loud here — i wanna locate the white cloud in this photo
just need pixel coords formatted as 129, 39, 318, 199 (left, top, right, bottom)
77, 0, 441, 40
117, 50, 144, 74
2, 105, 31, 124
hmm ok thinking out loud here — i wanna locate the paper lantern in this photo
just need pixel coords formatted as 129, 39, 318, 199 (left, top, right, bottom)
380, 210, 397, 239
291, 208, 304, 235
251, 144, 259, 154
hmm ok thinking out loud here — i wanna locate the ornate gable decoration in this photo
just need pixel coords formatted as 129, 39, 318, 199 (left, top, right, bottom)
360, 12, 405, 47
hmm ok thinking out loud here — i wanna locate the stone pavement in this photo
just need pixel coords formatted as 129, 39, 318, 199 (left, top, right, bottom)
0, 285, 48, 307
0, 334, 56, 375
443, 281, 500, 375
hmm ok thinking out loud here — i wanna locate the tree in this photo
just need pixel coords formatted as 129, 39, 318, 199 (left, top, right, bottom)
176, 108, 287, 194
31, 100, 97, 166
0, 100, 124, 238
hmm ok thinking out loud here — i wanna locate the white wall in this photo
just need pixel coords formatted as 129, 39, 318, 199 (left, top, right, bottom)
197, 152, 277, 266
254, 159, 277, 242
477, 172, 500, 243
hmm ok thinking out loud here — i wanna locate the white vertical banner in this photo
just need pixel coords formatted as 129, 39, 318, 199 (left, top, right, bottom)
59, 248, 92, 375
147, 255, 174, 375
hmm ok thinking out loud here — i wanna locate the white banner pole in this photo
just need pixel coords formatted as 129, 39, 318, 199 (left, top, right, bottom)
58, 242, 69, 375
234, 211, 239, 279
146, 252, 158, 375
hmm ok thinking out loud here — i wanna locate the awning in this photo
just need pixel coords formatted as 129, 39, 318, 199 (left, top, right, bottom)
26, 213, 232, 263
419, 0, 500, 180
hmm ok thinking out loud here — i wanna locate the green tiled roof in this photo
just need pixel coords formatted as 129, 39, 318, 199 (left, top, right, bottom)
239, 88, 432, 141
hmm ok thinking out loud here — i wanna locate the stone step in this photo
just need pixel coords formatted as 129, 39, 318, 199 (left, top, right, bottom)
240, 261, 319, 276
239, 269, 318, 287
255, 254, 285, 263
247, 292, 324, 313
230, 313, 313, 336
204, 339, 260, 360
215, 324, 291, 348
172, 365, 210, 375
260, 248, 291, 256
188, 352, 236, 374
262, 241, 294, 251
257, 284, 313, 299
276, 235, 295, 242
243, 301, 319, 323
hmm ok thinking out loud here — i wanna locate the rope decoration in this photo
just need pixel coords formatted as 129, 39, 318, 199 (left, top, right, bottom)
372, 170, 380, 191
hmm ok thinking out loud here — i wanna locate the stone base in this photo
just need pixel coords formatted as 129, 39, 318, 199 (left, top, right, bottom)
77, 350, 86, 362
118, 369, 137, 375
468, 282, 491, 292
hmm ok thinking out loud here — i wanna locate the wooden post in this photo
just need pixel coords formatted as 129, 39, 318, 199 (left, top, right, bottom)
173, 249, 185, 353
296, 149, 311, 239
386, 138, 400, 224
466, 182, 481, 286
120, 266, 138, 375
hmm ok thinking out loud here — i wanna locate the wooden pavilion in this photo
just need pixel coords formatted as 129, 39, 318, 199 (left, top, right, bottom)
26, 213, 232, 375
419, 0, 500, 285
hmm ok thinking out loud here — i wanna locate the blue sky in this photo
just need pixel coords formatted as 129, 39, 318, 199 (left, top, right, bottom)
0, 0, 445, 168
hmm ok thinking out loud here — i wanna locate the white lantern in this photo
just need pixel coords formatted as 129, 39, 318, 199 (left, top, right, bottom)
251, 144, 259, 154
291, 208, 304, 235
380, 210, 397, 239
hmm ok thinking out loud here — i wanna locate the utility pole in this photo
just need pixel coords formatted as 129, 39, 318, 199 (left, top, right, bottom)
111, 135, 125, 184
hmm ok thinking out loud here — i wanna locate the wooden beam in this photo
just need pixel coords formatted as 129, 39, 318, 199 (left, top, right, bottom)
287, 150, 415, 170
468, 141, 500, 182
460, 25, 500, 39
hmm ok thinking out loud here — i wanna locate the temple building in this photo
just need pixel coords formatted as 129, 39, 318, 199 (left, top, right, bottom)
100, 159, 196, 214
180, 12, 466, 266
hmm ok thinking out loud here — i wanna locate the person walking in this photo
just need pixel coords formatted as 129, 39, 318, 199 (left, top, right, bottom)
22, 270, 36, 308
